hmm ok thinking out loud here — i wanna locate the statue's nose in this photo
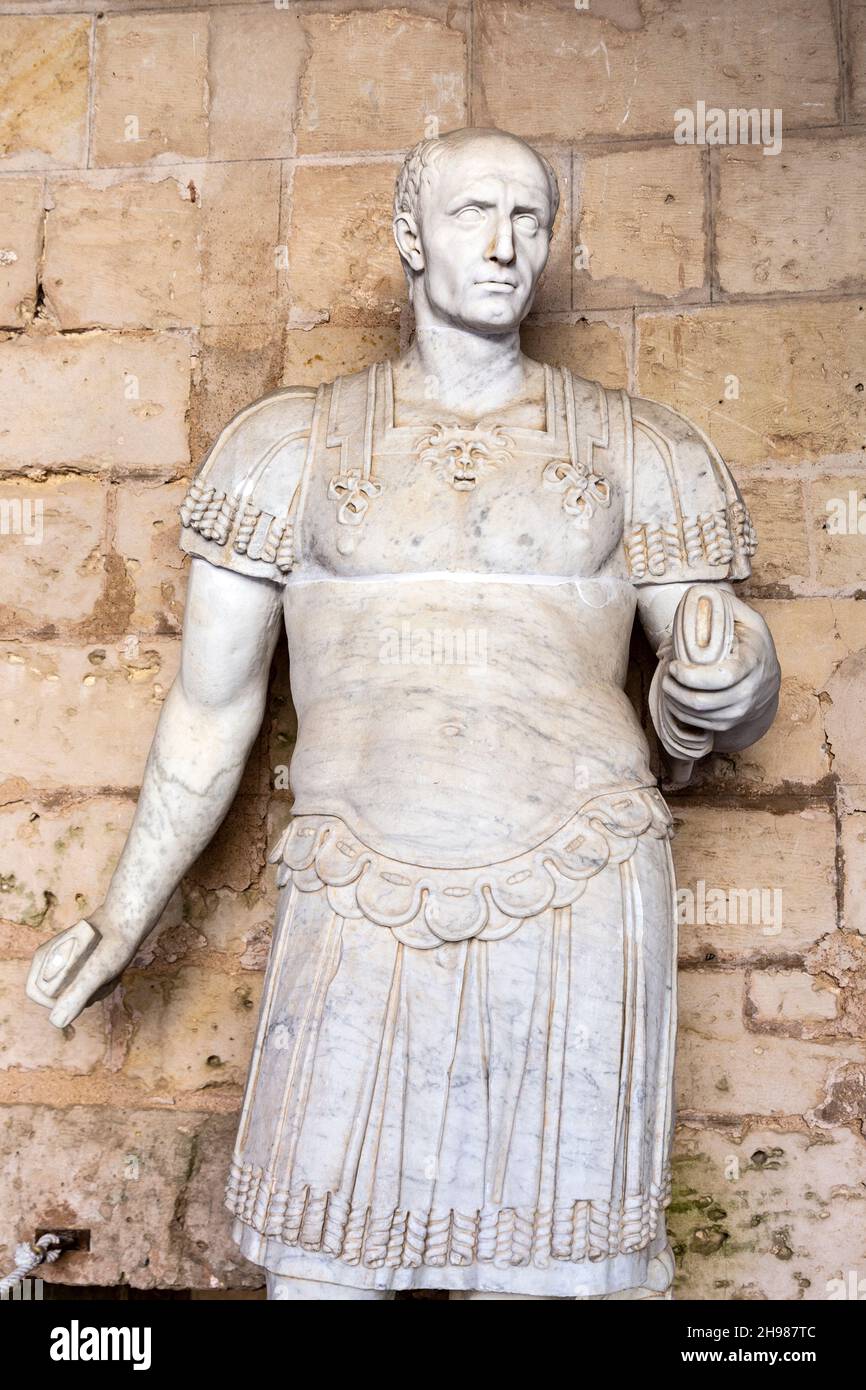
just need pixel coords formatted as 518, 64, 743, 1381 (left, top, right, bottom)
486, 216, 516, 264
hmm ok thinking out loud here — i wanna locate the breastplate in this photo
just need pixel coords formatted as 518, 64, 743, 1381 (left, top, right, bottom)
292, 360, 631, 582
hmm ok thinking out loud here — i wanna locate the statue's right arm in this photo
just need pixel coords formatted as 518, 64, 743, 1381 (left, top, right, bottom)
26, 554, 284, 1029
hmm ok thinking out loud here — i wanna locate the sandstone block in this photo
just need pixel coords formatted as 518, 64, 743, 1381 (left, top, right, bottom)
0, 176, 43, 325
0, 476, 106, 636
672, 1124, 866, 1300
92, 12, 209, 166
473, 0, 839, 141
672, 805, 836, 963
43, 175, 201, 330
114, 479, 188, 636
717, 137, 866, 296
296, 8, 467, 154
0, 795, 134, 936
574, 145, 706, 308
637, 301, 866, 466
677, 969, 863, 1115
521, 317, 629, 388
119, 965, 262, 1093
284, 162, 404, 326
0, 332, 191, 470
0, 16, 89, 169
0, 639, 180, 789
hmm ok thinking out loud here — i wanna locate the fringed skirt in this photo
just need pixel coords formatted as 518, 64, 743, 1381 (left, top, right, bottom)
226, 795, 677, 1296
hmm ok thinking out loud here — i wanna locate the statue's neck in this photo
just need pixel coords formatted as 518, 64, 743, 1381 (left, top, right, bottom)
399, 319, 534, 419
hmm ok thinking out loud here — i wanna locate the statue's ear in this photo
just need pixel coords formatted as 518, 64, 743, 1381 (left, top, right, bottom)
393, 211, 424, 274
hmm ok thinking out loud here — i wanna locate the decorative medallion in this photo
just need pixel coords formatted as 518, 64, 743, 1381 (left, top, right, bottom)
327, 469, 383, 526
415, 423, 515, 491
542, 457, 611, 524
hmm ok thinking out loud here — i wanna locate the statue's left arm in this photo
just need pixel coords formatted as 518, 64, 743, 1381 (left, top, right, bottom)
624, 395, 781, 763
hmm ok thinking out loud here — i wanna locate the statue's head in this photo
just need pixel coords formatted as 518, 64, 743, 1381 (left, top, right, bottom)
393, 127, 559, 335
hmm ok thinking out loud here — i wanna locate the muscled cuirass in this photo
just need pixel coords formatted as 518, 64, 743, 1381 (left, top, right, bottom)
298, 360, 628, 582
179, 359, 756, 908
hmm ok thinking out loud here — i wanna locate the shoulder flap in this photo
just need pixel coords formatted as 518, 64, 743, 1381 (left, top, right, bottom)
625, 395, 757, 585
179, 386, 318, 582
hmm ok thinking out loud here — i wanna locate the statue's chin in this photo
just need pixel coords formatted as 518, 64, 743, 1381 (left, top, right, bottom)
453, 308, 528, 336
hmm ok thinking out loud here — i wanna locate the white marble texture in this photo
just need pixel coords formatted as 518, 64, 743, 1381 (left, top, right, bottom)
26, 128, 781, 1300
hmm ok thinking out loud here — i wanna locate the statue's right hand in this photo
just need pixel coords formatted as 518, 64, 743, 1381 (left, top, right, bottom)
26, 916, 136, 1029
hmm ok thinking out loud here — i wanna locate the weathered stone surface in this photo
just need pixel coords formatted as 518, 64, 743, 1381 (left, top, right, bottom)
284, 161, 403, 326
0, 16, 89, 169
0, 476, 106, 636
677, 969, 863, 1116
200, 161, 283, 328
746, 969, 839, 1030
672, 805, 836, 963
191, 325, 284, 465
0, 795, 135, 937
114, 479, 188, 636
717, 137, 866, 296
637, 302, 866, 467
810, 475, 866, 593
0, 1104, 262, 1289
282, 325, 402, 389
574, 145, 706, 308
296, 8, 467, 153
699, 599, 866, 792
208, 6, 304, 161
91, 12, 209, 166
1, 959, 108, 1072
43, 175, 201, 330
737, 476, 810, 591
802, 931, 866, 1040
842, 813, 866, 936
0, 639, 180, 789
0, 332, 191, 470
530, 148, 571, 313
474, 0, 839, 141
846, 0, 866, 123
0, 175, 43, 325
520, 317, 629, 389
178, 881, 277, 963
188, 797, 269, 895
119, 965, 262, 1093
823, 643, 866, 790
671, 1125, 866, 1300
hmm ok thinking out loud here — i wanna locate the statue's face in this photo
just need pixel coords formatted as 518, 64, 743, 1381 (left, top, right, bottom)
412, 137, 554, 334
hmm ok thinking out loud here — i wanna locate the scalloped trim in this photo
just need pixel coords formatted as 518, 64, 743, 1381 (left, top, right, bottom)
268, 788, 673, 947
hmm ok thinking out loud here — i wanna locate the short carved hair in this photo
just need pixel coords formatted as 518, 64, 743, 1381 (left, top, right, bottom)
393, 127, 560, 231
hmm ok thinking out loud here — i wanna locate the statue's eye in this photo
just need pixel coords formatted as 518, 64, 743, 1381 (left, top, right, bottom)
514, 213, 539, 233
455, 205, 484, 224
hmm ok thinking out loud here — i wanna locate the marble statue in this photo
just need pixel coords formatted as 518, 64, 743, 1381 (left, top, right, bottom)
26, 128, 781, 1301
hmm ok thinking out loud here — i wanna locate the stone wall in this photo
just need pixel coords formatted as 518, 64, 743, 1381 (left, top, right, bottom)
1, 0, 864, 1297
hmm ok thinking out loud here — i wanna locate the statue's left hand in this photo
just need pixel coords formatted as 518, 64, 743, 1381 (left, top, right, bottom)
659, 595, 780, 737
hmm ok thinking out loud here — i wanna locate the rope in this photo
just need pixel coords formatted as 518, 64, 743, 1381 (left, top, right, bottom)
0, 1234, 62, 1296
